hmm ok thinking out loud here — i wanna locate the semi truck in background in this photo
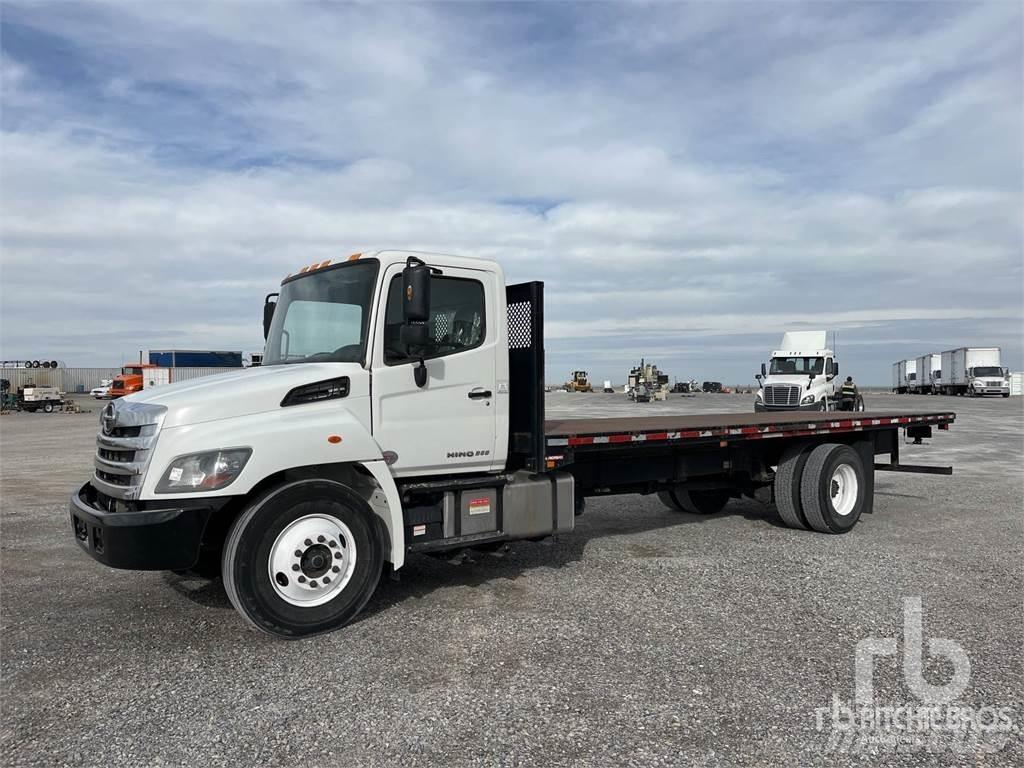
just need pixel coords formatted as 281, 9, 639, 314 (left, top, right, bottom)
913, 354, 941, 395
892, 359, 917, 395
754, 331, 860, 411
108, 364, 169, 398
938, 347, 1009, 397
69, 251, 955, 639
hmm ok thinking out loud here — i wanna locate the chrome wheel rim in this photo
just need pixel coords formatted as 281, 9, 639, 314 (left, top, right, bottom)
268, 514, 357, 607
830, 464, 859, 517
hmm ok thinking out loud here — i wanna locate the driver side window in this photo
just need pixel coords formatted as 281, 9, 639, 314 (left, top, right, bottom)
383, 275, 486, 364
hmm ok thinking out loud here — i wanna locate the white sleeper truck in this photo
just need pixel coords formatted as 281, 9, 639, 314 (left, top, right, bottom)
71, 251, 955, 638
754, 331, 862, 412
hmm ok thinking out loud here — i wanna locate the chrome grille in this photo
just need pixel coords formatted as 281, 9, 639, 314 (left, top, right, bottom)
93, 401, 166, 500
763, 384, 800, 406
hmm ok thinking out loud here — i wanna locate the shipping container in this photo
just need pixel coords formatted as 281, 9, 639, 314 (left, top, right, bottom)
148, 350, 243, 368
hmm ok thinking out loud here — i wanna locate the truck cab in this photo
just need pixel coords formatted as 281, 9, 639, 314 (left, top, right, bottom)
965, 365, 1010, 397
109, 364, 152, 398
71, 251, 562, 637
755, 331, 843, 412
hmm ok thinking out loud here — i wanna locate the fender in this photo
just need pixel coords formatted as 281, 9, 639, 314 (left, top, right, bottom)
138, 397, 406, 568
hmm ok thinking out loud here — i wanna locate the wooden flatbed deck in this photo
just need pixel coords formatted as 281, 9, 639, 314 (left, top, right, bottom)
544, 411, 956, 450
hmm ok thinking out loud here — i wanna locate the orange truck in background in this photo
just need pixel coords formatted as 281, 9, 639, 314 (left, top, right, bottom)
108, 364, 164, 398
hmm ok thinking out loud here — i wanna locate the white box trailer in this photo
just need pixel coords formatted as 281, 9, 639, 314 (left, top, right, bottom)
1010, 372, 1023, 396
939, 347, 1009, 397
892, 359, 916, 394
914, 354, 941, 395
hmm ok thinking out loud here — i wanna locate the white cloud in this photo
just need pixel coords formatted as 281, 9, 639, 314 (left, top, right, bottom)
0, 1, 1021, 383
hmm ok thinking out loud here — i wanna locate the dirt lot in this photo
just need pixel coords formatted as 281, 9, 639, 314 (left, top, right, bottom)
2, 392, 1022, 766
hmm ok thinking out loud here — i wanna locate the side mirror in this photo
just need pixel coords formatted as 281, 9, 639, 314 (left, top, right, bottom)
834, 362, 839, 376
401, 257, 431, 324
263, 293, 278, 340
809, 372, 817, 381
760, 362, 766, 377
400, 257, 432, 388
755, 373, 762, 382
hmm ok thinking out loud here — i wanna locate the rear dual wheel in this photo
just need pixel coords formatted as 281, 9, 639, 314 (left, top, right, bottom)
223, 480, 383, 639
774, 443, 866, 533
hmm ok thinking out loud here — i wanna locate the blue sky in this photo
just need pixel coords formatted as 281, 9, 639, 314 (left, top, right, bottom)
1, 1, 1021, 384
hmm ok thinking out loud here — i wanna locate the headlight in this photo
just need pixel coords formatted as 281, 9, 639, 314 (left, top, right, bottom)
155, 448, 252, 493
801, 394, 816, 404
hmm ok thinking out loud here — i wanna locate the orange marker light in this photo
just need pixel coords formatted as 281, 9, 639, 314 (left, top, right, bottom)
347, 252, 362, 261
318, 259, 331, 269
327, 435, 343, 444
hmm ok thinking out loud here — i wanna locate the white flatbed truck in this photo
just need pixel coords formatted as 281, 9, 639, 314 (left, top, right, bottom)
70, 251, 956, 638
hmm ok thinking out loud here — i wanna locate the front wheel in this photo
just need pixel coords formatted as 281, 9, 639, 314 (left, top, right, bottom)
43, 402, 54, 413
222, 480, 383, 639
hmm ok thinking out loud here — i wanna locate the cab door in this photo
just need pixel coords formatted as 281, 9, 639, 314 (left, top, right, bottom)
370, 263, 498, 477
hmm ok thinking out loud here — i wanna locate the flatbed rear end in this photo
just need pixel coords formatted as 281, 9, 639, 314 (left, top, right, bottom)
541, 409, 954, 532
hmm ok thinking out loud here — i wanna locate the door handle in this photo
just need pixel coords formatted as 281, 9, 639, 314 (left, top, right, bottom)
468, 389, 492, 399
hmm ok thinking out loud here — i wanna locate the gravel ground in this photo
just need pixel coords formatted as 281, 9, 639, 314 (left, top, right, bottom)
2, 392, 1021, 767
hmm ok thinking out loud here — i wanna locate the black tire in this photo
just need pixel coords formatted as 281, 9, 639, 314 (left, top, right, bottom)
774, 444, 812, 529
1002, 393, 1010, 398
42, 402, 54, 413
222, 479, 383, 639
658, 487, 729, 515
817, 400, 827, 411
800, 444, 866, 534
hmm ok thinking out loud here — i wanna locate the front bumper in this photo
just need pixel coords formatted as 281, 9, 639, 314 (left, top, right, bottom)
973, 387, 1010, 395
755, 401, 824, 412
70, 483, 216, 570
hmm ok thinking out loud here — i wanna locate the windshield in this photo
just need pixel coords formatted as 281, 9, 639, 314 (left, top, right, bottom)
263, 260, 380, 366
973, 366, 1003, 377
769, 356, 823, 375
